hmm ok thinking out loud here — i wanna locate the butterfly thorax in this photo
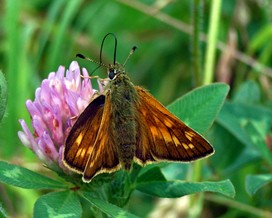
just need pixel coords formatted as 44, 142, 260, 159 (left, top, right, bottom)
107, 64, 138, 170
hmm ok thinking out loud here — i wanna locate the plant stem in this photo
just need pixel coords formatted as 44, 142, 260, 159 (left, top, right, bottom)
188, 2, 205, 217
203, 0, 222, 85
205, 193, 272, 217
191, 0, 203, 87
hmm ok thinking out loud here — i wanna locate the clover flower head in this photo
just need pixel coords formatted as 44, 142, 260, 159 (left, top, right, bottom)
18, 61, 101, 172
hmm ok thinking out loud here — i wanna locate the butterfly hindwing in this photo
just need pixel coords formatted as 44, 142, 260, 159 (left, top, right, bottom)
134, 86, 214, 165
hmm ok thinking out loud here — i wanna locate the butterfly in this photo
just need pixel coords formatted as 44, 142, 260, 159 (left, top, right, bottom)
62, 33, 214, 182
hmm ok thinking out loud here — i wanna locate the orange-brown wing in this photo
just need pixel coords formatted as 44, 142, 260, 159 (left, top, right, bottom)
82, 91, 121, 182
63, 92, 121, 182
63, 95, 105, 173
134, 87, 214, 165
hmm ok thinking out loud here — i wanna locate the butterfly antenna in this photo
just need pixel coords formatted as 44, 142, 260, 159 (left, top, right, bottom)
100, 33, 118, 65
123, 46, 137, 66
76, 53, 107, 75
76, 54, 100, 65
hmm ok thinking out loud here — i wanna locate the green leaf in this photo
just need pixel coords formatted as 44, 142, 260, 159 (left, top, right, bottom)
137, 166, 166, 183
80, 192, 139, 218
208, 123, 247, 173
136, 179, 235, 198
0, 161, 66, 189
0, 71, 7, 122
233, 80, 260, 104
216, 102, 272, 149
34, 191, 82, 218
244, 121, 272, 165
245, 174, 272, 196
222, 147, 260, 175
216, 104, 251, 147
168, 83, 229, 133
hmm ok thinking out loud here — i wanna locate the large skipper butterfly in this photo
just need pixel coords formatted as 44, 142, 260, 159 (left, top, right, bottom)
63, 33, 214, 182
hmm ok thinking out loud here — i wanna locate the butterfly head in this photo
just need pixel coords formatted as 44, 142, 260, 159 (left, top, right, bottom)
76, 33, 136, 85
106, 44, 136, 81
76, 32, 137, 82
108, 64, 126, 80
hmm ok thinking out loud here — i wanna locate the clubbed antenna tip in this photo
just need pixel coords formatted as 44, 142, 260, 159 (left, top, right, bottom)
123, 46, 137, 66
132, 46, 137, 52
76, 53, 86, 59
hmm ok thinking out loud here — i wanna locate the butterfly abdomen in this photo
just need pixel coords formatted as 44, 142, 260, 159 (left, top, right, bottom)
110, 73, 138, 170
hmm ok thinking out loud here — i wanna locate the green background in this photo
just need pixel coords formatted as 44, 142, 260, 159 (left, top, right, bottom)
0, 0, 272, 217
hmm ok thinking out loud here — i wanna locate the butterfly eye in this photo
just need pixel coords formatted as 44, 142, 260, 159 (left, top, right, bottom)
109, 69, 116, 80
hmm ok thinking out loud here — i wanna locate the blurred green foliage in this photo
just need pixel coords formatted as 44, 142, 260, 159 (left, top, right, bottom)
0, 0, 272, 217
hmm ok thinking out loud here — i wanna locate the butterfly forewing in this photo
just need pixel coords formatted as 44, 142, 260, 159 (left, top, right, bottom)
82, 91, 121, 182
64, 92, 121, 182
134, 87, 214, 164
63, 95, 105, 173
